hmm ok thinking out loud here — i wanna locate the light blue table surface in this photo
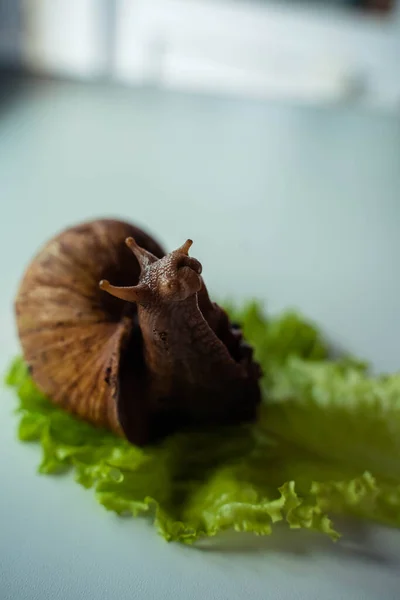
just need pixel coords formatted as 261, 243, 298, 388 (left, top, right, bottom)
1, 77, 400, 600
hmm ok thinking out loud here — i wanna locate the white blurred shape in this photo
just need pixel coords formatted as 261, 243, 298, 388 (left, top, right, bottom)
113, 0, 400, 108
21, 0, 107, 77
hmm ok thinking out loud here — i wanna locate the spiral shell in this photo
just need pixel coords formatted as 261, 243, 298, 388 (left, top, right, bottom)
15, 219, 165, 440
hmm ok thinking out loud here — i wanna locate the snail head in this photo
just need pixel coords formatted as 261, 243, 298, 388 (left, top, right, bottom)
99, 237, 203, 305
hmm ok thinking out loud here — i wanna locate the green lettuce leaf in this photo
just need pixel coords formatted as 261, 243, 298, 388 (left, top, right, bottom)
5, 304, 400, 543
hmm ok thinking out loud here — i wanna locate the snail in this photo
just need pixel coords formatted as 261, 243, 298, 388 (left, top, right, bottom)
15, 218, 262, 446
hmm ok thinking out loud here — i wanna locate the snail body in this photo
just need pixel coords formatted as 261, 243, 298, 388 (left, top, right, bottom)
15, 218, 262, 445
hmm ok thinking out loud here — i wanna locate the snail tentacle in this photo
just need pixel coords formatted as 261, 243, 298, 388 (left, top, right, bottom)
99, 280, 150, 304
176, 239, 193, 256
125, 237, 158, 271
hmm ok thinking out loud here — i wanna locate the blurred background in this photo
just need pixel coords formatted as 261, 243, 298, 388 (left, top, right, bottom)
1, 0, 400, 105
0, 0, 399, 372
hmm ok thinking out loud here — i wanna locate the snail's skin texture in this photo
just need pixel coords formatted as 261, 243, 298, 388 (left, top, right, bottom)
15, 219, 262, 446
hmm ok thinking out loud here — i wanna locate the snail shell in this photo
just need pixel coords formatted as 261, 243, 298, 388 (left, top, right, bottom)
15, 219, 164, 441
15, 218, 261, 445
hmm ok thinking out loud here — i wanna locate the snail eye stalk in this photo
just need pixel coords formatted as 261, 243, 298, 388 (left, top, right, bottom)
125, 237, 158, 271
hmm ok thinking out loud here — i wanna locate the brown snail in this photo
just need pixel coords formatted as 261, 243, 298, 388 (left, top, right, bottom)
15, 218, 262, 446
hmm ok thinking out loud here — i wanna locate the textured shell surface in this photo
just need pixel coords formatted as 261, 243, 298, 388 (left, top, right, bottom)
15, 219, 165, 437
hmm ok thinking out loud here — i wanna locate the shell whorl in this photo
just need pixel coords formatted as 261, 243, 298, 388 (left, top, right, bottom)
15, 219, 165, 438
